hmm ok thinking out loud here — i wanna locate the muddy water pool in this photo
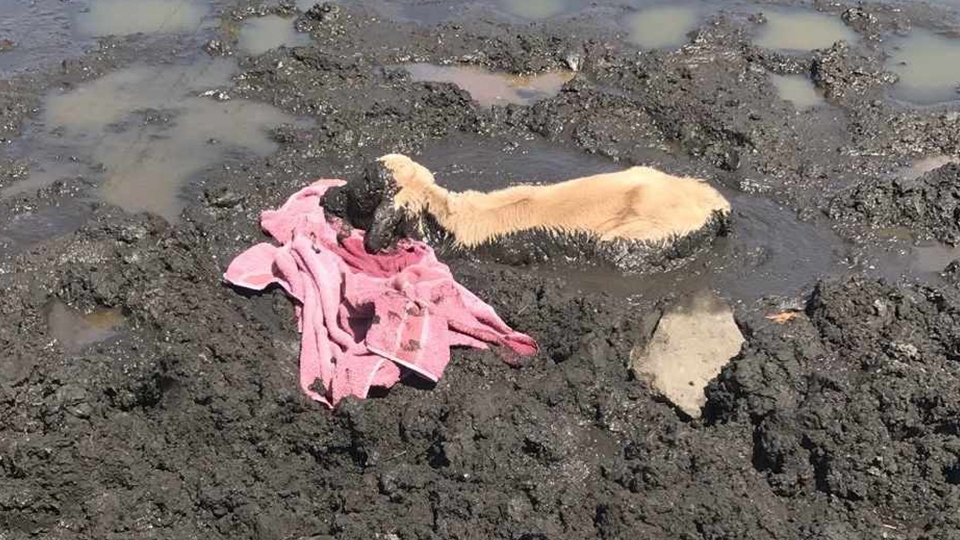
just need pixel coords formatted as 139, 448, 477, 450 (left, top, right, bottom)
2, 58, 304, 223
402, 64, 574, 106
752, 9, 856, 51
239, 14, 312, 55
75, 0, 212, 37
45, 299, 126, 353
625, 5, 703, 50
0, 0, 89, 75
770, 74, 825, 111
2, 0, 960, 297
886, 29, 960, 105
415, 134, 960, 302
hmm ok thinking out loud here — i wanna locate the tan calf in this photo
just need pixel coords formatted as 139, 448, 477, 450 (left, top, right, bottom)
375, 153, 731, 248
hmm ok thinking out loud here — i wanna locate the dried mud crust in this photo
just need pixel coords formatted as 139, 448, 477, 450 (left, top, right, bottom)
828, 163, 960, 245
8, 208, 960, 539
3, 1, 960, 539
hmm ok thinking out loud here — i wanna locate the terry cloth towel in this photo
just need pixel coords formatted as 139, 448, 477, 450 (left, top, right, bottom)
223, 179, 538, 407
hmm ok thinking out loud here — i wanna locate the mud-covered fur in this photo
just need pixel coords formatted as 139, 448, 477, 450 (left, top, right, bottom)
321, 161, 397, 232
322, 154, 732, 273
409, 210, 731, 273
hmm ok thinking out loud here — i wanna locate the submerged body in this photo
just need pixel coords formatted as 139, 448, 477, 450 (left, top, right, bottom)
374, 153, 731, 248
321, 153, 732, 272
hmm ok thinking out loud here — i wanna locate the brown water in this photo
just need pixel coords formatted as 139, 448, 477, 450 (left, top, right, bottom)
239, 14, 312, 55
403, 64, 574, 107
0, 200, 93, 254
771, 74, 825, 110
625, 5, 701, 50
870, 237, 960, 283
0, 0, 88, 75
913, 244, 960, 273
886, 29, 960, 105
753, 10, 856, 51
417, 136, 622, 190
46, 300, 126, 353
2, 58, 300, 221
899, 154, 959, 181
75, 0, 211, 36
498, 0, 567, 20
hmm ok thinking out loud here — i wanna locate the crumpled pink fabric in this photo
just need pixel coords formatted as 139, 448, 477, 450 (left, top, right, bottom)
223, 179, 538, 407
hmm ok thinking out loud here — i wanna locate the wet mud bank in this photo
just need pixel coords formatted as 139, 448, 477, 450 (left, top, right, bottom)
5, 0, 960, 538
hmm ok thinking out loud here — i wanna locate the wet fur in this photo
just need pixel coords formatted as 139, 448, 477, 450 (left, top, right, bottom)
415, 209, 731, 273
323, 154, 732, 273
375, 154, 732, 247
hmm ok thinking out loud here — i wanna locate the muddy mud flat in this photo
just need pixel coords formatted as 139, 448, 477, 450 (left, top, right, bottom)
4, 0, 960, 538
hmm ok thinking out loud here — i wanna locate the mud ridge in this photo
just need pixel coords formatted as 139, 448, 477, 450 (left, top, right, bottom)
3, 1, 960, 538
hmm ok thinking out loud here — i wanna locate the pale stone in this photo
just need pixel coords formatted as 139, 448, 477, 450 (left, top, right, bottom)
631, 291, 745, 418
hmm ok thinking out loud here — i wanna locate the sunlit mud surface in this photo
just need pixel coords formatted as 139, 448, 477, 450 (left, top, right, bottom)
4, 1, 960, 538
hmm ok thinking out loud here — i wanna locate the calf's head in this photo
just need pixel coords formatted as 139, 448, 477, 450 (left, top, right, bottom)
322, 154, 430, 253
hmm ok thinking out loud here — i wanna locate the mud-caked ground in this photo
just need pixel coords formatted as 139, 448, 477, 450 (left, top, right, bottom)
4, 1, 960, 538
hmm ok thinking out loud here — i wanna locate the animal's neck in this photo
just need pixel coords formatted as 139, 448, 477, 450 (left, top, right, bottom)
417, 183, 453, 219
432, 188, 538, 247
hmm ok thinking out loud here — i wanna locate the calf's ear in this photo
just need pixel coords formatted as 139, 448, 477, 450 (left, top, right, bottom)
364, 199, 403, 253
360, 157, 406, 252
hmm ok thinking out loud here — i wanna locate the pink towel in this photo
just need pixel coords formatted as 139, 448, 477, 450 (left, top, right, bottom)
223, 179, 538, 407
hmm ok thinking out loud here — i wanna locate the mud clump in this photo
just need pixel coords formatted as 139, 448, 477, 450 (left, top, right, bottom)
9, 206, 960, 537
811, 41, 897, 102
4, 0, 960, 538
828, 163, 960, 244
708, 276, 960, 533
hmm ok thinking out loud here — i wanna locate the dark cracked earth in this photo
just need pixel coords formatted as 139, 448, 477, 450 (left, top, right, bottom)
4, 0, 960, 538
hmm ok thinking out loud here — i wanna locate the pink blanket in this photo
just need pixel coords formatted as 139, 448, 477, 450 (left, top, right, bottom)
223, 179, 538, 407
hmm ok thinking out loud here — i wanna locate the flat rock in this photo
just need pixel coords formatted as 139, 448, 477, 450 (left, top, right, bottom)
631, 291, 744, 418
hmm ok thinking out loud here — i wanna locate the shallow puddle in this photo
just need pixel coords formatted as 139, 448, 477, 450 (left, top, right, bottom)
4, 59, 299, 221
0, 201, 93, 254
913, 243, 960, 273
706, 190, 850, 300
771, 74, 825, 110
46, 300, 125, 353
864, 228, 960, 282
899, 154, 959, 181
297, 0, 443, 23
76, 0, 210, 36
877, 241, 960, 282
631, 290, 744, 418
886, 30, 960, 105
753, 10, 855, 51
499, 0, 567, 20
403, 64, 574, 107
239, 14, 312, 55
0, 0, 87, 74
625, 5, 701, 50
